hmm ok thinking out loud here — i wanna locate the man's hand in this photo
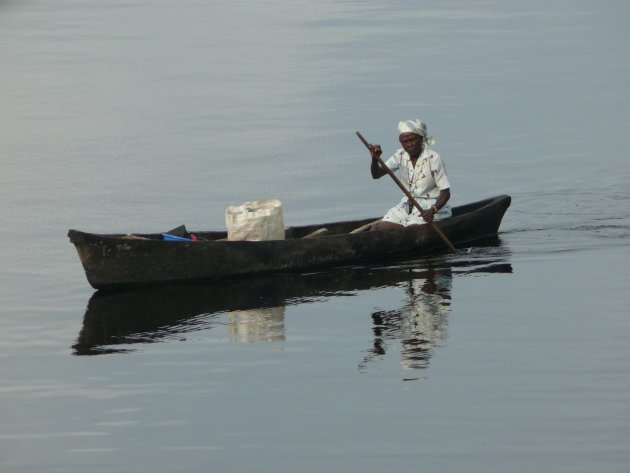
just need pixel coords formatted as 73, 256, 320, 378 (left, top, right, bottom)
368, 144, 382, 160
421, 206, 437, 223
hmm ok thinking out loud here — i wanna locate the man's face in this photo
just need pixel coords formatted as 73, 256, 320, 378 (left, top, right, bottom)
399, 132, 423, 157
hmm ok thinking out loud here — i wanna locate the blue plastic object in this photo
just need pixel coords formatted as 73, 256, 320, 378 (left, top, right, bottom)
161, 233, 193, 242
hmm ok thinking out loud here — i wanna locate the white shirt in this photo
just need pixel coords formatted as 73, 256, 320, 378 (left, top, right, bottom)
384, 147, 451, 211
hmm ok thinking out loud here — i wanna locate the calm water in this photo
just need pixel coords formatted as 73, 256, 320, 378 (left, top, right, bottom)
2, 1, 630, 472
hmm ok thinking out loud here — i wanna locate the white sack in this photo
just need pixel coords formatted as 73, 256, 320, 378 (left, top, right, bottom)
225, 198, 285, 241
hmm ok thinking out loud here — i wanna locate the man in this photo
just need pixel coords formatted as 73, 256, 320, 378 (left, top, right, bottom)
369, 119, 451, 230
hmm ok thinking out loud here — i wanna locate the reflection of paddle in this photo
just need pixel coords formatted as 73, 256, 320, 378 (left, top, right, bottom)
356, 131, 457, 253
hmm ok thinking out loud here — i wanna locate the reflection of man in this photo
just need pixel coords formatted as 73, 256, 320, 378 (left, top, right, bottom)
360, 268, 452, 372
227, 306, 286, 343
399, 271, 451, 370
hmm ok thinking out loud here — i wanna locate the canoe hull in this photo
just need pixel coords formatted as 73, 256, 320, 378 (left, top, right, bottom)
68, 195, 511, 289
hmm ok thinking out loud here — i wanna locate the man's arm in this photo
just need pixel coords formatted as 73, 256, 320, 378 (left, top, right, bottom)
369, 145, 388, 179
422, 188, 451, 222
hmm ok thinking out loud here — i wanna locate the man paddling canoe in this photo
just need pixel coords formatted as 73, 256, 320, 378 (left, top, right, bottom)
367, 119, 452, 230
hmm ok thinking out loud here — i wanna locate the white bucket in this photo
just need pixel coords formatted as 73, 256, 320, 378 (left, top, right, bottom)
225, 198, 285, 241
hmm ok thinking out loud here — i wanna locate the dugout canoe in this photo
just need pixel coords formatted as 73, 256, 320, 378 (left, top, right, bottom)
68, 194, 511, 289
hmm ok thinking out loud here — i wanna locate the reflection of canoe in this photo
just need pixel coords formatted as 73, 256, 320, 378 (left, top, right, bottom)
73, 252, 512, 355
68, 195, 510, 289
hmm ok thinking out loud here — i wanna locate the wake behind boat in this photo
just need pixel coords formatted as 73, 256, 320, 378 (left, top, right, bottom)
68, 195, 511, 290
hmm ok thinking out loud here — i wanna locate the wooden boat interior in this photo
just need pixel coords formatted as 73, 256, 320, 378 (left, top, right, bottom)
118, 196, 499, 243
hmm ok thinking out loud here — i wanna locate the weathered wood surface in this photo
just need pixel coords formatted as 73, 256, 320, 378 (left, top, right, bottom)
68, 195, 511, 289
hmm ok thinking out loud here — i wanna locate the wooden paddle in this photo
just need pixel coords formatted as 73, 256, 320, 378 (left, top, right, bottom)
356, 131, 457, 253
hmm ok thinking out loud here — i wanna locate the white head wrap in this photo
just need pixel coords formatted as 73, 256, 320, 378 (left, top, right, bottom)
398, 119, 435, 148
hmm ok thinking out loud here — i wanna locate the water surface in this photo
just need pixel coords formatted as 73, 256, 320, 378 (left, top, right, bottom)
1, 1, 629, 472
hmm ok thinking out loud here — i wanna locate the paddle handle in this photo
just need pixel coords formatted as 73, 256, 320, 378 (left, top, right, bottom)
356, 131, 371, 149
356, 131, 457, 253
